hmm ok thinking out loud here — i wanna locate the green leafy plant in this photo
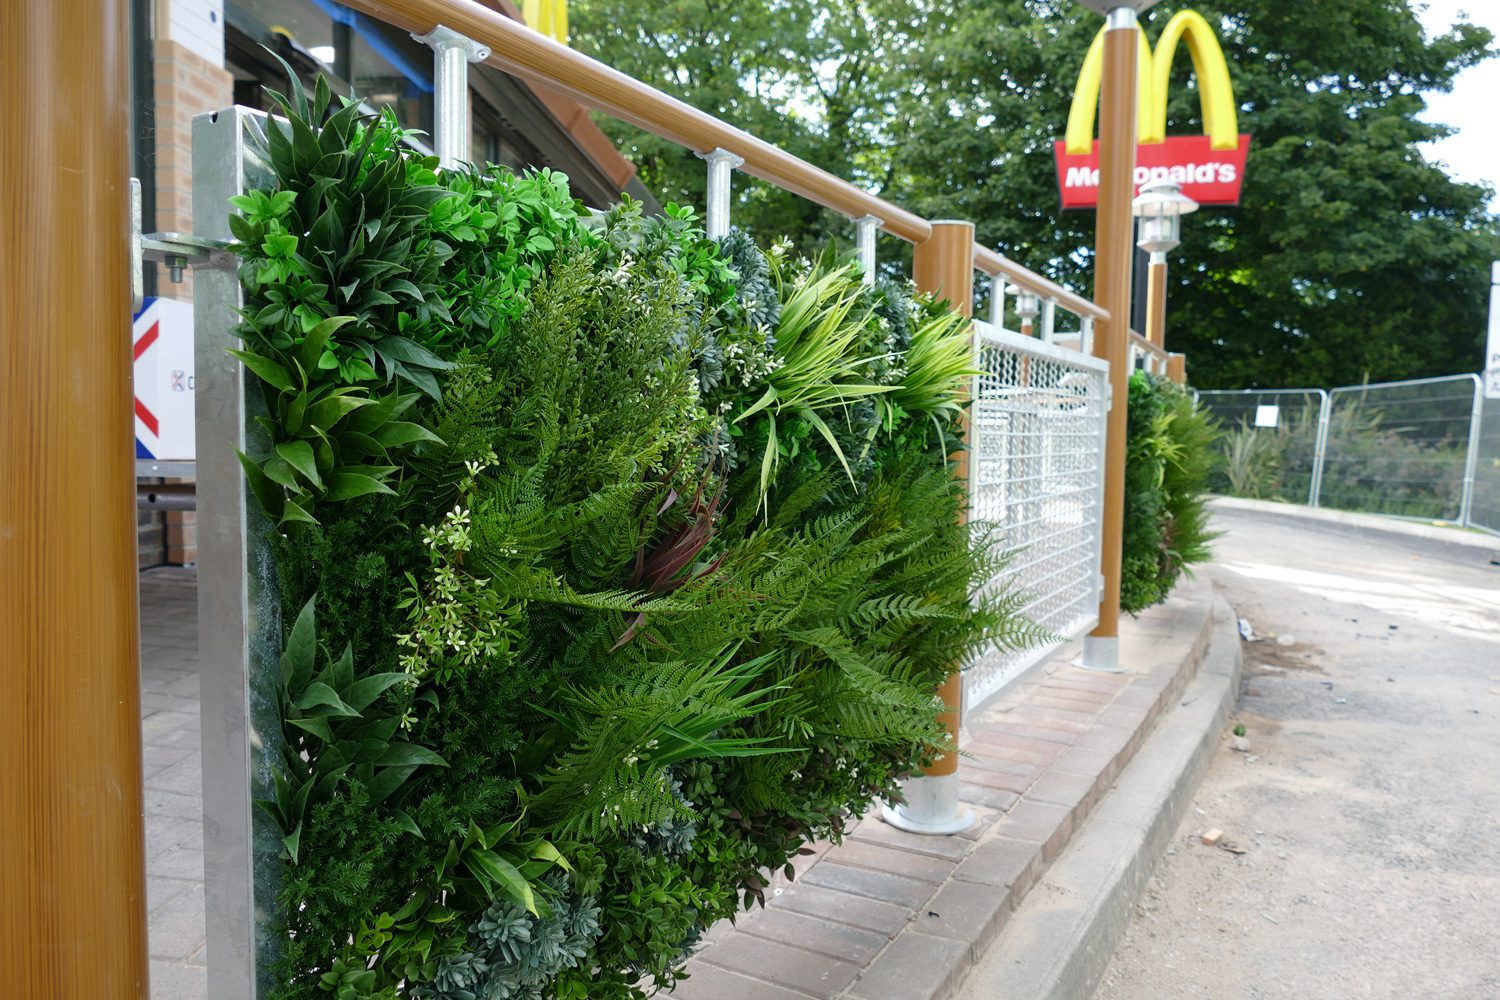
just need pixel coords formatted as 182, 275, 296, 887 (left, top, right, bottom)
231, 72, 1039, 1000
1122, 373, 1221, 613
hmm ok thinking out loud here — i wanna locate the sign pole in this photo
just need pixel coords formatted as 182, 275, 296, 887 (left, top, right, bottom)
1, 0, 150, 995
1081, 5, 1141, 672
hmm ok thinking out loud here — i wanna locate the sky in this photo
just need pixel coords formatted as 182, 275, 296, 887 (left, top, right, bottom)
1415, 0, 1500, 213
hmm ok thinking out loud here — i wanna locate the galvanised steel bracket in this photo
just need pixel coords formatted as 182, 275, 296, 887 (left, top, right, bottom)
130, 177, 232, 310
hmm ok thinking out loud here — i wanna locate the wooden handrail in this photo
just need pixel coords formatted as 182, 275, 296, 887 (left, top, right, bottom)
974, 246, 1107, 320
339, 0, 932, 240
336, 0, 1108, 321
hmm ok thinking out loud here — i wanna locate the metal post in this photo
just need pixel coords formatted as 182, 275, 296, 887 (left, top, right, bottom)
989, 275, 1007, 328
193, 107, 283, 1000
1081, 315, 1095, 355
854, 214, 881, 285
1, 0, 149, 993
699, 147, 744, 240
884, 220, 976, 836
1041, 298, 1058, 344
1309, 389, 1332, 507
414, 25, 492, 170
1081, 5, 1140, 673
1459, 374, 1485, 526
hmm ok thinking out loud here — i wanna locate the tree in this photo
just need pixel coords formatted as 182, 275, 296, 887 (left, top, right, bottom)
571, 0, 1500, 388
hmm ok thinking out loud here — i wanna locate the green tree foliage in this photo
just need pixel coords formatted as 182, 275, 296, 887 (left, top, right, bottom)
572, 0, 1500, 387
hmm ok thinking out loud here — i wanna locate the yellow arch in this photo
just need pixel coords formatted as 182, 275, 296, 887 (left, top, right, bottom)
1063, 27, 1154, 155
1063, 9, 1239, 155
1144, 10, 1238, 148
523, 0, 569, 45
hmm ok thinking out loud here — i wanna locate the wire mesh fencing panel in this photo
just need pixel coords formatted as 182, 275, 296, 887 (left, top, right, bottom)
1194, 388, 1327, 504
1463, 392, 1500, 535
964, 321, 1109, 716
1317, 375, 1481, 521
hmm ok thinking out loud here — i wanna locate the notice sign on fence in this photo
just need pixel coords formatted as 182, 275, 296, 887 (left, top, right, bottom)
134, 296, 196, 461
1254, 404, 1280, 428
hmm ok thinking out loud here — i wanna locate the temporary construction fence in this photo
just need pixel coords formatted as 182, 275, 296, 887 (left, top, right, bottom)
1194, 387, 1329, 504
1199, 373, 1498, 534
965, 320, 1109, 715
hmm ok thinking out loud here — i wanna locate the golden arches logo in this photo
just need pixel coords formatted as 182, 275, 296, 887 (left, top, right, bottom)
1064, 10, 1238, 156
523, 0, 569, 45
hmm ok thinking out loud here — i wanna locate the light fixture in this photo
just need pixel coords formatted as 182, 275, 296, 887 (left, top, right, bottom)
1006, 284, 1041, 322
1132, 178, 1199, 257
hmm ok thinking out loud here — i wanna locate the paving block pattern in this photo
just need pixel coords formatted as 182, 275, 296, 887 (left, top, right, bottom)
138, 567, 207, 999
668, 579, 1216, 999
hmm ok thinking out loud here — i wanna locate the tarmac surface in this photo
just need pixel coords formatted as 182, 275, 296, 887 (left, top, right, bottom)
1093, 507, 1500, 1000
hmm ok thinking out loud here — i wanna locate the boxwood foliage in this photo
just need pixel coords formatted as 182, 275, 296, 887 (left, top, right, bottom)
232, 76, 1039, 1000
1120, 372, 1220, 614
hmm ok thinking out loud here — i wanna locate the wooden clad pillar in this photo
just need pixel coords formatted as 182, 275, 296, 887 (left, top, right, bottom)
0, 1, 150, 996
913, 220, 975, 778
1085, 10, 1140, 669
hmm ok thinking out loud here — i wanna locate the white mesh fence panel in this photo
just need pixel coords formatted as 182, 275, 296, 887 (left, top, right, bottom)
965, 321, 1109, 716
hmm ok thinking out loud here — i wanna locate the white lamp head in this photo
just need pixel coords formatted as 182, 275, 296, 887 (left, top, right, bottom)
1005, 284, 1042, 320
1132, 179, 1199, 256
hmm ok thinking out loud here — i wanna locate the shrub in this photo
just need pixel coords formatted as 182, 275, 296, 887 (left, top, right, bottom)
229, 77, 1038, 1000
1121, 373, 1219, 613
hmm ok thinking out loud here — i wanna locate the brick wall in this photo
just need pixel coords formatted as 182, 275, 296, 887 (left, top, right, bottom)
139, 35, 232, 567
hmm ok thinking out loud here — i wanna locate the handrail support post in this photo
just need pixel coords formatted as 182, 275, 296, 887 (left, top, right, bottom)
854, 214, 881, 285
699, 147, 745, 239
414, 24, 491, 170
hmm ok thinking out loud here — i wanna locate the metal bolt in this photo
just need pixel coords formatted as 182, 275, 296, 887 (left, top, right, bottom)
166, 256, 187, 283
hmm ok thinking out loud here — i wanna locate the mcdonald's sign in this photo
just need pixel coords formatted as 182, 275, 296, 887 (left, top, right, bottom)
1054, 10, 1250, 210
523, 0, 569, 45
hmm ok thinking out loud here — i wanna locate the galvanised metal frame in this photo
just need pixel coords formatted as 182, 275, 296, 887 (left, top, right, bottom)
193, 105, 284, 1000
963, 319, 1111, 718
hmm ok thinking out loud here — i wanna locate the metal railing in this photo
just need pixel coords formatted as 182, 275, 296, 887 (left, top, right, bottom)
1203, 374, 1498, 533
339, 0, 1109, 320
964, 320, 1110, 716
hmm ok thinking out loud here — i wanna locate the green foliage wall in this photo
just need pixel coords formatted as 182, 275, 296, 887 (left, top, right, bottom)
1121, 373, 1219, 614
229, 77, 1036, 1000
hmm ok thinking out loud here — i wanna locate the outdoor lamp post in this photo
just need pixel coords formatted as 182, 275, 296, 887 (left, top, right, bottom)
1008, 284, 1042, 336
1132, 178, 1198, 350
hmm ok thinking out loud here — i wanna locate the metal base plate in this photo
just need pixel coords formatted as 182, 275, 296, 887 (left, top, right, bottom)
880, 801, 977, 836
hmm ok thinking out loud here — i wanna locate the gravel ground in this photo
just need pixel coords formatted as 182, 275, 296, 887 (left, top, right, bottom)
1092, 507, 1500, 1000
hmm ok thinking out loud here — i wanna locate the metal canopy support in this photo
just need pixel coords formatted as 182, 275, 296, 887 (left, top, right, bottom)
854, 214, 881, 285
414, 24, 492, 169
193, 106, 282, 1000
700, 147, 744, 240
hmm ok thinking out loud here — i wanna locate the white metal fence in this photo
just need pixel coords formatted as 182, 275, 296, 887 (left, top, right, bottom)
964, 319, 1109, 716
1202, 374, 1500, 534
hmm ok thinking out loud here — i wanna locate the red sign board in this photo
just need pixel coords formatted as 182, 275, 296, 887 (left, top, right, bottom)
1054, 134, 1251, 210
